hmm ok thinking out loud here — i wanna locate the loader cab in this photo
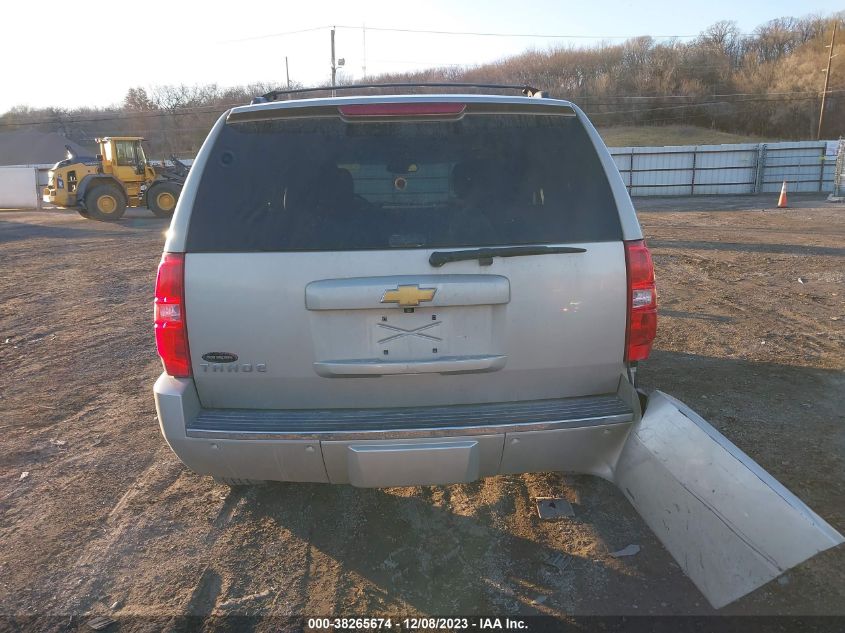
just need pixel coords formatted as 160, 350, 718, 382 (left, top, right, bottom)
97, 137, 155, 182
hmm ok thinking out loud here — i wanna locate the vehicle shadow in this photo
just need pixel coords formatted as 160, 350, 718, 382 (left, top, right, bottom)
232, 472, 702, 617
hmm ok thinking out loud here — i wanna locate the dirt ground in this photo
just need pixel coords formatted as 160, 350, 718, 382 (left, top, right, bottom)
0, 195, 843, 625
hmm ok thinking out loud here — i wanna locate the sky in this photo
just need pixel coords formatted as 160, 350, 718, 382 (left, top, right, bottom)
1, 0, 842, 114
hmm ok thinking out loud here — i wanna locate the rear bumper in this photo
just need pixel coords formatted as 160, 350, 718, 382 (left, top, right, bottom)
154, 373, 638, 486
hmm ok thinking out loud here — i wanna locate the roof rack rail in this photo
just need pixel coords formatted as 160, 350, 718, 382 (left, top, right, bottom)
251, 82, 547, 105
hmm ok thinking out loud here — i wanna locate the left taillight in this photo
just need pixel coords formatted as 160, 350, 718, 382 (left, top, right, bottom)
154, 253, 191, 377
624, 240, 658, 362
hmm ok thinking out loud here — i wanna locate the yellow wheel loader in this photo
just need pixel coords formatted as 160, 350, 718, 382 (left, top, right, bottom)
42, 137, 188, 221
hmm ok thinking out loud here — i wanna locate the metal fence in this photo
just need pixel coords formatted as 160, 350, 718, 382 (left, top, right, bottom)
609, 140, 841, 197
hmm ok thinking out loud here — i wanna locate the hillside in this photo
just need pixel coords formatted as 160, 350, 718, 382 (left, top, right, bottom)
368, 13, 844, 141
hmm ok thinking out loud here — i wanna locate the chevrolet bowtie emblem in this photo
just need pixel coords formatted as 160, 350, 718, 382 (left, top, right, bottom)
381, 284, 437, 307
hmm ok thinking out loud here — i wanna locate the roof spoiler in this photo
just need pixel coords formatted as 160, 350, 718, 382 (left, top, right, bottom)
251, 83, 548, 105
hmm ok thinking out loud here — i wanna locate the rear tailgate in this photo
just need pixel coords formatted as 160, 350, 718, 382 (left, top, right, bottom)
182, 99, 629, 410
185, 246, 625, 409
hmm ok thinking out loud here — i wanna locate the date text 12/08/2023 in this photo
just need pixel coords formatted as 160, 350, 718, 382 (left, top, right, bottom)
305, 617, 528, 630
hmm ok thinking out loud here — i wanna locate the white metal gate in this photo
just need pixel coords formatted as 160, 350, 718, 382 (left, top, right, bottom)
609, 140, 840, 196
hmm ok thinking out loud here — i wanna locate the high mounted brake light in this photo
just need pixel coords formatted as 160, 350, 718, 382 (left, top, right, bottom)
624, 240, 657, 362
154, 253, 191, 377
338, 103, 466, 118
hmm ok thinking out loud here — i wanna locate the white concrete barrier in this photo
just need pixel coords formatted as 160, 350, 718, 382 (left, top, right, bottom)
0, 166, 39, 209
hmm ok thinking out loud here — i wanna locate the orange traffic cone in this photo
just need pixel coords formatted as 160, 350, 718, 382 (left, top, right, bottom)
777, 181, 788, 208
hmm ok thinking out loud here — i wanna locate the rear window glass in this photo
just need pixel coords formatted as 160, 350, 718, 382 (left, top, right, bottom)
185, 112, 622, 252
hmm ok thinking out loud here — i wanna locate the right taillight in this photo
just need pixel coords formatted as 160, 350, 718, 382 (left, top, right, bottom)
154, 253, 191, 377
624, 240, 657, 362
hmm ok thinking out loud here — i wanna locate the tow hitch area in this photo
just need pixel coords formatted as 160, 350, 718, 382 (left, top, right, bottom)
616, 390, 843, 608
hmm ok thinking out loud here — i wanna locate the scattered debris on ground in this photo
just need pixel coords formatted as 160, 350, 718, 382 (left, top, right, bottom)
217, 589, 273, 610
86, 615, 115, 631
610, 544, 642, 558
543, 552, 572, 573
536, 497, 574, 520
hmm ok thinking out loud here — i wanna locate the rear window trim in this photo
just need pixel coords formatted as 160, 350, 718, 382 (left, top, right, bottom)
186, 112, 622, 253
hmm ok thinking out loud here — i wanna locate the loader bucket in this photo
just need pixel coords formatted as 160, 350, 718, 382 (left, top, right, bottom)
614, 390, 843, 608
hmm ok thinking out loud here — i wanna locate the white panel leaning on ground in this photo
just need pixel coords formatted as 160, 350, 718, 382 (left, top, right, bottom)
615, 386, 843, 608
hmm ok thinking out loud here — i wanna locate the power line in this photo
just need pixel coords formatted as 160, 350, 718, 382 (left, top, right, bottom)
220, 23, 697, 44
219, 25, 332, 44
0, 102, 244, 128
587, 94, 838, 116
73, 93, 845, 128
335, 25, 697, 39
2, 89, 841, 130
367, 59, 465, 67
493, 89, 845, 103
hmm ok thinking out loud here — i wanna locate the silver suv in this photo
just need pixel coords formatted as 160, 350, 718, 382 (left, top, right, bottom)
153, 87, 657, 488
153, 89, 845, 608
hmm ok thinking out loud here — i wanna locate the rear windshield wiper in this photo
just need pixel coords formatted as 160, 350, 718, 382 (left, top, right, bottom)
429, 245, 587, 267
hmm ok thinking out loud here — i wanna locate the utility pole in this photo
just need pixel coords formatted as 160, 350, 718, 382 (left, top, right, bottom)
285, 56, 291, 90
818, 21, 837, 140
331, 27, 337, 97
362, 23, 367, 79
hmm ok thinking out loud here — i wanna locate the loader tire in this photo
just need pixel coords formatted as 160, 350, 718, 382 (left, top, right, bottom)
76, 208, 90, 218
147, 182, 181, 218
85, 184, 126, 221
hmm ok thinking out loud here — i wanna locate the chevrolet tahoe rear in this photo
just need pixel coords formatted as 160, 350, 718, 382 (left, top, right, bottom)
153, 91, 656, 487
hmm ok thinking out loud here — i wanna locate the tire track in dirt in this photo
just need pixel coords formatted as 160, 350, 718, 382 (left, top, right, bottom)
44, 445, 260, 617
50, 452, 185, 614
